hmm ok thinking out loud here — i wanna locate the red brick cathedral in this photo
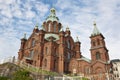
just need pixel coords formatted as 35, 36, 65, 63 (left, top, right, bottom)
18, 8, 112, 79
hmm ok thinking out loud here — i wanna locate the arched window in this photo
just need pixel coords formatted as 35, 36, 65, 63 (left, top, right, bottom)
67, 40, 71, 49
44, 59, 47, 67
67, 52, 71, 59
38, 55, 39, 60
29, 50, 34, 58
54, 24, 56, 32
48, 23, 51, 32
96, 52, 101, 60
54, 48, 57, 55
97, 39, 100, 45
32, 39, 35, 47
93, 41, 96, 46
54, 60, 57, 71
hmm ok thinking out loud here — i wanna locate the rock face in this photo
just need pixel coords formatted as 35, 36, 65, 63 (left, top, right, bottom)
0, 62, 54, 80
0, 62, 21, 77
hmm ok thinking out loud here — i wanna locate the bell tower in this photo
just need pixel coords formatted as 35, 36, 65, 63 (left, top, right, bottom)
18, 33, 27, 60
90, 22, 109, 62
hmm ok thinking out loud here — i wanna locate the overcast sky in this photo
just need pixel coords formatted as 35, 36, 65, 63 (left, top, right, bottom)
0, 0, 120, 63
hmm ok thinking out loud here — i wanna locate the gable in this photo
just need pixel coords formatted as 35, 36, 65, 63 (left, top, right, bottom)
24, 33, 39, 48
91, 60, 107, 73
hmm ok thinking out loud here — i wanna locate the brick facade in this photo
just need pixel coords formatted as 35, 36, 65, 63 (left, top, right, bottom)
18, 8, 113, 80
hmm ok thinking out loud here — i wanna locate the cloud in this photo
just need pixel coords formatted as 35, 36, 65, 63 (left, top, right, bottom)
0, 0, 49, 63
0, 26, 20, 61
55, 0, 120, 59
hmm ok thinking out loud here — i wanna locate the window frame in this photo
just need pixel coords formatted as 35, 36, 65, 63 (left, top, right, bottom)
67, 40, 71, 49
54, 24, 56, 32
48, 23, 51, 32
44, 59, 47, 67
29, 50, 34, 58
31, 39, 35, 47
96, 52, 101, 60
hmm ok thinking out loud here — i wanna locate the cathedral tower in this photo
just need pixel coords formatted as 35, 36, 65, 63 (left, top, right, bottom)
90, 22, 109, 62
18, 7, 81, 74
18, 33, 27, 60
89, 22, 111, 80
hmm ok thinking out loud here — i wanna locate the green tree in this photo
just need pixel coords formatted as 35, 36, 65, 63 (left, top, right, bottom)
12, 69, 33, 80
0, 76, 9, 80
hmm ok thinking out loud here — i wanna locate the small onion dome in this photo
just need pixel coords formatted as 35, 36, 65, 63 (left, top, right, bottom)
22, 33, 27, 39
75, 36, 80, 42
34, 23, 39, 29
66, 26, 70, 31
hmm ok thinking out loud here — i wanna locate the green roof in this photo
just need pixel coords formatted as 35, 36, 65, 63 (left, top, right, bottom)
91, 22, 101, 36
75, 36, 79, 42
44, 33, 59, 41
77, 56, 91, 63
46, 8, 59, 22
21, 33, 27, 39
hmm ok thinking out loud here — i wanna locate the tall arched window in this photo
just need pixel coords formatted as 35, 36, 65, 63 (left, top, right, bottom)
54, 24, 56, 32
92, 41, 96, 46
54, 48, 57, 55
58, 23, 61, 31
54, 60, 57, 71
67, 52, 71, 59
30, 50, 34, 58
32, 39, 35, 47
97, 39, 100, 45
67, 40, 71, 49
44, 59, 47, 67
48, 23, 51, 32
96, 52, 101, 60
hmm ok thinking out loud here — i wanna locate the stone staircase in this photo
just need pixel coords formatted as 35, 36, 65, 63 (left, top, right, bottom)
19, 61, 58, 76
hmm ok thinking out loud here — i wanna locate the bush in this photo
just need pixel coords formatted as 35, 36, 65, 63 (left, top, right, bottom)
12, 70, 33, 80
82, 77, 89, 80
0, 76, 9, 80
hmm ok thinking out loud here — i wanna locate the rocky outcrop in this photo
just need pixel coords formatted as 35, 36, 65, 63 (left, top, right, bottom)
0, 62, 22, 77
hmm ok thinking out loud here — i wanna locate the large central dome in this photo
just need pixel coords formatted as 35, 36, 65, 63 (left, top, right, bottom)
45, 8, 59, 22
42, 8, 62, 33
